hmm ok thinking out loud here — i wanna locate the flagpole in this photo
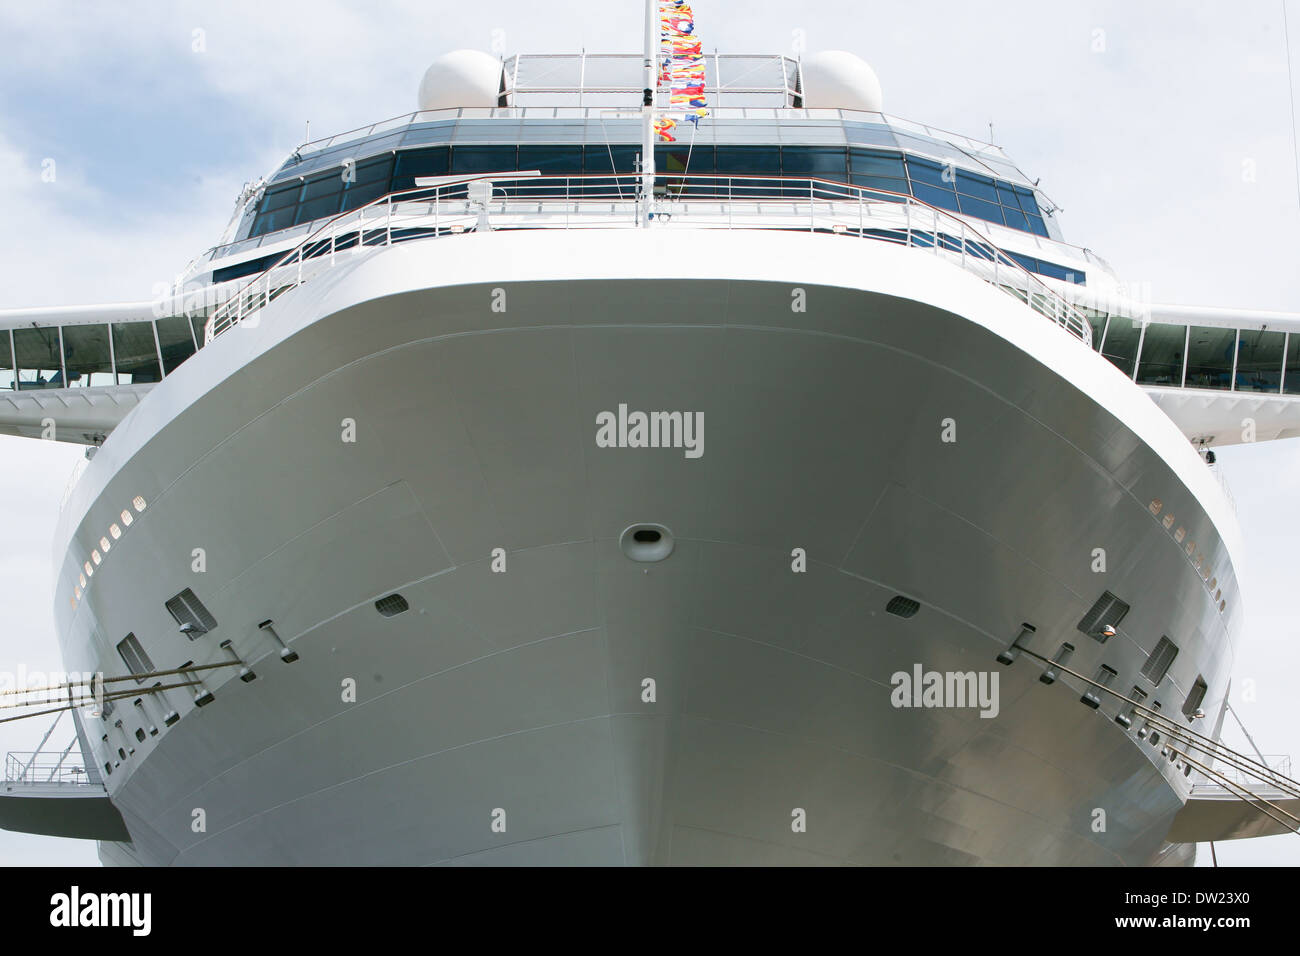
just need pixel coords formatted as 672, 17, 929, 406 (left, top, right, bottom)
642, 0, 657, 225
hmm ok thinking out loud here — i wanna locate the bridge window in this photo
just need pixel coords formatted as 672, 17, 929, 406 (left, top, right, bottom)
1235, 329, 1285, 392
13, 326, 62, 390
1287, 333, 1300, 395
0, 330, 12, 390
1136, 322, 1186, 386
61, 323, 114, 387
1185, 326, 1237, 390
340, 154, 395, 211
249, 180, 303, 238
155, 316, 197, 375
451, 145, 519, 174
390, 145, 450, 192
111, 322, 162, 385
1099, 314, 1142, 378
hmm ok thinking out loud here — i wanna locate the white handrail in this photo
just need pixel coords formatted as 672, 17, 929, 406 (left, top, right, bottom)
203, 173, 1093, 347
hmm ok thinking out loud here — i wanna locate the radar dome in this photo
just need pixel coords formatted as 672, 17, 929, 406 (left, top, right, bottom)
799, 51, 883, 112
417, 50, 503, 111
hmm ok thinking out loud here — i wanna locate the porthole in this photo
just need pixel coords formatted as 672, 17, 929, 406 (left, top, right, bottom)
120, 509, 133, 527
132, 496, 147, 512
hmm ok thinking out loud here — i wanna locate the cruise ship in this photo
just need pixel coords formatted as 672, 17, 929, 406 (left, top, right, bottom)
2, 6, 1299, 865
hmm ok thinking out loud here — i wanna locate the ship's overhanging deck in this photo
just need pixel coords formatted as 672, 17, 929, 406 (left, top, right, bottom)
2, 186, 1298, 447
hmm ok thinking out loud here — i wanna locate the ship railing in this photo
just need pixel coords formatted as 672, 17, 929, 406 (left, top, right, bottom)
204, 174, 1093, 347
4, 750, 95, 788
1190, 754, 1292, 795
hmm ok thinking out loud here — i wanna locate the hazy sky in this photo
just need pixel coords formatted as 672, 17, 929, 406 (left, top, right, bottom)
0, 0, 1297, 866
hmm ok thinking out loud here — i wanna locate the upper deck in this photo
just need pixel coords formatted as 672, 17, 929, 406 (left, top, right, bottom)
1, 52, 1296, 450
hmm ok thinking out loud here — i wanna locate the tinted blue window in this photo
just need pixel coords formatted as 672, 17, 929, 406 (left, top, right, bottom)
996, 184, 1022, 209
911, 182, 959, 211
451, 145, 518, 173
1026, 215, 1049, 237
350, 155, 393, 186
781, 146, 847, 178
582, 144, 638, 173
302, 171, 346, 202
1001, 208, 1029, 231
850, 174, 908, 198
849, 148, 905, 178
518, 145, 585, 175
715, 146, 781, 174
956, 193, 1003, 223
1006, 252, 1039, 273
955, 170, 998, 202
1014, 186, 1041, 217
391, 147, 449, 191
905, 157, 951, 187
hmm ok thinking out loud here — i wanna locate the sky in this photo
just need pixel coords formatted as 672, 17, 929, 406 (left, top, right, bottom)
0, 0, 1298, 866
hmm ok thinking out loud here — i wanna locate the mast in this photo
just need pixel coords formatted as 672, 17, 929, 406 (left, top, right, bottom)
641, 0, 657, 224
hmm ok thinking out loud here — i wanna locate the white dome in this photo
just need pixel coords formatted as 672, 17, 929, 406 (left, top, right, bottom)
799, 51, 883, 112
417, 50, 503, 111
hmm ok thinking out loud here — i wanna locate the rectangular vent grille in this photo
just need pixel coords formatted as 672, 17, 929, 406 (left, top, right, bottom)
1077, 591, 1130, 641
116, 633, 154, 684
1182, 676, 1208, 721
375, 593, 410, 618
1141, 636, 1179, 685
165, 588, 217, 638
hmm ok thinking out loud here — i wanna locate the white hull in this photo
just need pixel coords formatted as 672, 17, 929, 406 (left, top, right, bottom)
52, 230, 1240, 864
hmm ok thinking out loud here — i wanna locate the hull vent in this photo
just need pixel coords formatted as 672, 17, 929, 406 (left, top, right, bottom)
885, 596, 921, 618
375, 593, 410, 617
165, 588, 217, 638
115, 633, 154, 685
1141, 636, 1179, 685
1077, 591, 1130, 641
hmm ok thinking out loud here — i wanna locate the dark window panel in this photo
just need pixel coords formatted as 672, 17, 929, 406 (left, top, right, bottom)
14, 326, 62, 389
1025, 215, 1050, 237
61, 324, 114, 387
780, 146, 847, 179
0, 330, 12, 390
1136, 323, 1186, 386
955, 193, 1003, 224
1100, 315, 1142, 377
155, 316, 197, 375
581, 144, 639, 197
450, 145, 519, 173
250, 206, 297, 238
582, 144, 638, 173
996, 184, 1022, 210
191, 315, 208, 349
910, 181, 959, 212
1286, 334, 1300, 395
849, 174, 908, 198
1185, 325, 1237, 391
1034, 260, 1085, 284
1085, 313, 1108, 350
391, 146, 450, 192
350, 155, 394, 186
955, 170, 998, 202
340, 180, 391, 212
518, 144, 586, 175
1015, 186, 1042, 218
904, 156, 953, 188
714, 145, 781, 174
259, 181, 302, 212
295, 193, 344, 225
112, 322, 162, 385
849, 148, 905, 178
1001, 207, 1030, 232
301, 171, 347, 202
1234, 328, 1285, 392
